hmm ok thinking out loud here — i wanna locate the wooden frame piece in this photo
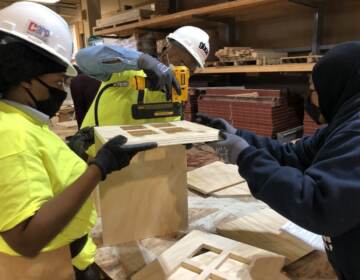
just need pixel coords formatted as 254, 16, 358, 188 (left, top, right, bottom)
132, 230, 288, 280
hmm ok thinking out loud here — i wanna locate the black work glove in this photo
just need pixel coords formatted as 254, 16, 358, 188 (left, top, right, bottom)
89, 135, 157, 180
67, 126, 95, 161
138, 53, 181, 99
195, 113, 237, 134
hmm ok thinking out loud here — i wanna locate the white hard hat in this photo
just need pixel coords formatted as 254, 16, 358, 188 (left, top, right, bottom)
167, 26, 210, 68
0, 1, 77, 76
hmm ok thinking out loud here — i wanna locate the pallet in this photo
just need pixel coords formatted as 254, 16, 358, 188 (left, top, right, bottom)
216, 57, 281, 66
280, 55, 322, 64
94, 9, 154, 33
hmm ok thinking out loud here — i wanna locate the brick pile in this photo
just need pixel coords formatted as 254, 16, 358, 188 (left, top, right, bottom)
303, 111, 324, 135
193, 87, 303, 138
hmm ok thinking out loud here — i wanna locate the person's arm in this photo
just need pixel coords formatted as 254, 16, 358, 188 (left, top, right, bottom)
1, 135, 157, 257
75, 45, 142, 81
236, 127, 322, 171
1, 165, 101, 257
237, 129, 360, 236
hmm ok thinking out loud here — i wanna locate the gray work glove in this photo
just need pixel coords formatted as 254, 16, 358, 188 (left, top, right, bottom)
67, 126, 95, 161
89, 135, 157, 180
137, 53, 181, 99
210, 131, 249, 164
195, 113, 237, 134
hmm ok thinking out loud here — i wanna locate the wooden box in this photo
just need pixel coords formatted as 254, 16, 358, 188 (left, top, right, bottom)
95, 121, 219, 245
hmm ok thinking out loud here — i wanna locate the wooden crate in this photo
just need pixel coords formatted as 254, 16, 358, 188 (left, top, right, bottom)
95, 121, 219, 245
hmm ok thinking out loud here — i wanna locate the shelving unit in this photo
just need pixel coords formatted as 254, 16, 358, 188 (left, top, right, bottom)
196, 63, 314, 74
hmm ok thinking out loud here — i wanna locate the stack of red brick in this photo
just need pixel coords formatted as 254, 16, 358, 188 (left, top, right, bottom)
187, 87, 303, 138
303, 111, 324, 135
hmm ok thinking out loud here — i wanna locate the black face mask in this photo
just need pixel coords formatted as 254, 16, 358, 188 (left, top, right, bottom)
304, 96, 323, 125
25, 78, 67, 118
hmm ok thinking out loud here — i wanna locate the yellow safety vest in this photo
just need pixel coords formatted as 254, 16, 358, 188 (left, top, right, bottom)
0, 101, 97, 270
81, 70, 180, 156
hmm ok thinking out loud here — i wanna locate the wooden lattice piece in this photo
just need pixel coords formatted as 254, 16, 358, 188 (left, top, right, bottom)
132, 230, 289, 280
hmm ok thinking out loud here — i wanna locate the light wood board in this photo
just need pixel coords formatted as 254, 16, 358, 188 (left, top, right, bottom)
217, 208, 313, 265
95, 120, 220, 147
212, 181, 252, 197
132, 230, 288, 280
187, 161, 245, 194
98, 145, 188, 245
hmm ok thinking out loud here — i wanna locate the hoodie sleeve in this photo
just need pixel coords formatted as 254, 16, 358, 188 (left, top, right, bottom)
236, 128, 322, 171
238, 129, 360, 236
75, 45, 142, 81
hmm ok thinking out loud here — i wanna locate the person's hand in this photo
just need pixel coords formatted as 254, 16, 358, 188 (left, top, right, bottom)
67, 126, 95, 161
89, 135, 157, 180
138, 54, 181, 98
195, 113, 237, 134
209, 131, 249, 164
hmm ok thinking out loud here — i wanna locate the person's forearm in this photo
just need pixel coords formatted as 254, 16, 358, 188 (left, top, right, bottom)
75, 45, 142, 81
2, 165, 102, 257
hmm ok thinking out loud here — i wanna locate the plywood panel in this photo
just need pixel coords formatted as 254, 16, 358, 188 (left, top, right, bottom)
212, 181, 251, 197
217, 208, 313, 264
98, 145, 188, 245
132, 230, 288, 280
187, 161, 245, 194
95, 120, 220, 147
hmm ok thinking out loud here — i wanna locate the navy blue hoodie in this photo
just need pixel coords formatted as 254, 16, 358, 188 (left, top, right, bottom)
236, 42, 360, 280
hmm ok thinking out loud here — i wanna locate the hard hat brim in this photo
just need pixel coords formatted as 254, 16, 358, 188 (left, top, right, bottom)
0, 27, 77, 77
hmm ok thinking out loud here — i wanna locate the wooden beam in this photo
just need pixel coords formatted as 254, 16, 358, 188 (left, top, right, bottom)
81, 0, 101, 43
195, 63, 315, 74
94, 0, 282, 36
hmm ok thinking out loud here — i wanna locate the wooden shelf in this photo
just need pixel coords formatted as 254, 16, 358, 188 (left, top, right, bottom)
195, 63, 315, 74
94, 0, 292, 36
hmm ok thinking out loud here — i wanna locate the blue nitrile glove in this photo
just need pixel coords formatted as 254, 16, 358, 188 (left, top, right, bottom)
209, 131, 249, 164
67, 126, 95, 161
137, 54, 181, 98
195, 113, 237, 134
89, 135, 157, 180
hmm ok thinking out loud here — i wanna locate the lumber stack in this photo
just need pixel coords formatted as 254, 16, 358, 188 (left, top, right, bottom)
215, 47, 287, 65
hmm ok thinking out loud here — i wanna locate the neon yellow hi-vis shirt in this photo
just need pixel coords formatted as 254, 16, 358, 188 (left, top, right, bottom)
81, 70, 180, 157
0, 101, 97, 270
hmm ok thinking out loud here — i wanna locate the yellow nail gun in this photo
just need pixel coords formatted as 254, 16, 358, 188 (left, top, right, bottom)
93, 66, 190, 126
130, 66, 190, 120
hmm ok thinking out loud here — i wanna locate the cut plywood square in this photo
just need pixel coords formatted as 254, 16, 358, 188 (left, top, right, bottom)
216, 208, 314, 265
97, 143, 188, 245
132, 230, 288, 280
95, 120, 220, 147
212, 181, 251, 198
187, 161, 245, 194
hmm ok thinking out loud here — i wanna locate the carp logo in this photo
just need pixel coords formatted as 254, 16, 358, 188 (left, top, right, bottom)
198, 42, 209, 56
27, 21, 51, 42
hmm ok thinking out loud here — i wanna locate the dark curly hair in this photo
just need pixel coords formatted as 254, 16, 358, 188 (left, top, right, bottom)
0, 37, 66, 93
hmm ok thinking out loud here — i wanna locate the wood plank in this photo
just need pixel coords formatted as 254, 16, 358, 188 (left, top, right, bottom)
212, 181, 252, 198
195, 63, 315, 74
187, 161, 245, 194
98, 145, 188, 245
132, 230, 288, 280
217, 208, 314, 265
94, 0, 280, 35
95, 120, 220, 147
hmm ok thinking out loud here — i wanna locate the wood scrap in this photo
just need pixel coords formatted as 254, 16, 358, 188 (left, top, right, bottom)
215, 47, 287, 66
217, 208, 313, 265
187, 161, 245, 194
132, 230, 288, 280
280, 55, 322, 64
